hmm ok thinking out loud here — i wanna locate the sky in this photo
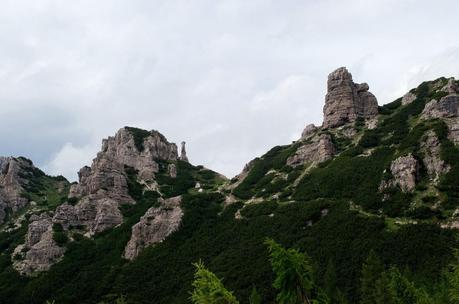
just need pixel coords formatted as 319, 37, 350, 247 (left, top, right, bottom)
1, 0, 459, 181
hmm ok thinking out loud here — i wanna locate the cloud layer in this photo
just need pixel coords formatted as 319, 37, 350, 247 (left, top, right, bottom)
1, 0, 459, 181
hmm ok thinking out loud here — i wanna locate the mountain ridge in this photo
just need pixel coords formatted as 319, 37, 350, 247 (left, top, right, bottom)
0, 67, 458, 303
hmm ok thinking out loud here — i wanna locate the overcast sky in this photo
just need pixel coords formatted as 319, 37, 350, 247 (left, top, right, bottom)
1, 0, 459, 181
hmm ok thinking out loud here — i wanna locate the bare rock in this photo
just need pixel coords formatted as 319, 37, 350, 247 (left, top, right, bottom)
66, 127, 179, 235
301, 124, 318, 139
421, 130, 450, 182
287, 134, 336, 167
381, 154, 419, 193
421, 95, 459, 120
323, 67, 379, 128
13, 213, 65, 275
441, 78, 459, 94
123, 196, 183, 260
448, 121, 459, 144
180, 141, 189, 162
168, 164, 177, 178
401, 92, 416, 106
0, 157, 38, 224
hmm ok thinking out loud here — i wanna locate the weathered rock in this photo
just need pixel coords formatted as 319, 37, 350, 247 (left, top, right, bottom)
421, 131, 450, 182
422, 95, 459, 120
287, 134, 336, 167
323, 67, 379, 128
123, 196, 183, 260
13, 213, 65, 275
381, 154, 419, 193
401, 92, 416, 106
441, 78, 459, 94
168, 164, 177, 178
448, 121, 459, 144
301, 124, 318, 139
64, 127, 179, 235
180, 141, 189, 162
0, 157, 38, 224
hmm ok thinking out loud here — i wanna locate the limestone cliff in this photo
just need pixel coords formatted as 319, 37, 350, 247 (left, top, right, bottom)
323, 67, 378, 128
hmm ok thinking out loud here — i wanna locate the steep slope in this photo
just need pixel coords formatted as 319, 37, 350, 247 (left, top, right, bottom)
0, 68, 458, 303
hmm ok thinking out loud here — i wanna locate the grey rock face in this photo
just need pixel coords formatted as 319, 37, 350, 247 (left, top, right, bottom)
323, 67, 379, 128
168, 164, 177, 178
422, 93, 459, 144
301, 124, 318, 139
381, 154, 419, 193
0, 157, 37, 224
13, 213, 65, 275
287, 134, 336, 167
441, 78, 459, 94
123, 196, 183, 260
63, 127, 179, 235
421, 131, 450, 182
401, 92, 416, 106
422, 95, 459, 119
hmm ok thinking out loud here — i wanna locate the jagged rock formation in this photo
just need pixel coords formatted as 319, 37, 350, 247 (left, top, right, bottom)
123, 196, 183, 260
381, 154, 419, 193
421, 130, 450, 182
13, 213, 65, 275
0, 157, 39, 224
323, 67, 378, 128
287, 134, 336, 168
61, 127, 179, 236
179, 141, 189, 162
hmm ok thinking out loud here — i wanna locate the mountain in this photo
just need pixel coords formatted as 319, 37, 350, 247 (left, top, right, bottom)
0, 67, 458, 303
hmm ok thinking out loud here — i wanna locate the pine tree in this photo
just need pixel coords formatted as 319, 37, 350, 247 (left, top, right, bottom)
264, 238, 315, 304
360, 250, 384, 304
190, 261, 239, 304
449, 249, 459, 303
323, 259, 337, 300
249, 286, 262, 304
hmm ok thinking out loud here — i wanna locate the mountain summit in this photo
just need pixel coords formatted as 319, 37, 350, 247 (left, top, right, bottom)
0, 68, 459, 303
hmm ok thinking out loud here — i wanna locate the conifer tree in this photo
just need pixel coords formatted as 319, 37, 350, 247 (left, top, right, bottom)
264, 238, 316, 304
190, 261, 239, 304
360, 250, 384, 304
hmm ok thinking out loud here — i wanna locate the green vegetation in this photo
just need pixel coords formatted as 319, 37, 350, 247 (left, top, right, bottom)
125, 127, 152, 152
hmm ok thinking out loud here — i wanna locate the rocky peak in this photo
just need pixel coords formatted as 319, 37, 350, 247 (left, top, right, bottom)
63, 127, 179, 236
323, 67, 378, 128
180, 141, 189, 162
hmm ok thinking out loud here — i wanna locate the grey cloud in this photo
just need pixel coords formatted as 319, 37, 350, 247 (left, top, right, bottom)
0, 0, 458, 181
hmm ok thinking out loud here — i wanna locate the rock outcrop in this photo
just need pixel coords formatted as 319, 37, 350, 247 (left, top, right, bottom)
301, 124, 318, 139
380, 154, 419, 193
61, 127, 179, 236
401, 92, 416, 106
0, 157, 38, 224
323, 67, 379, 128
421, 131, 450, 182
123, 196, 183, 260
421, 85, 459, 144
287, 134, 336, 168
179, 141, 189, 162
421, 95, 459, 120
13, 213, 65, 275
